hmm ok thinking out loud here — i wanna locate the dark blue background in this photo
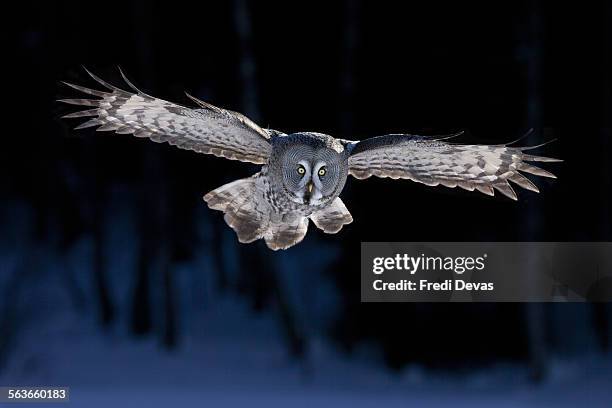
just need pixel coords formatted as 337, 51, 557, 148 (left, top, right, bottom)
3, 0, 611, 406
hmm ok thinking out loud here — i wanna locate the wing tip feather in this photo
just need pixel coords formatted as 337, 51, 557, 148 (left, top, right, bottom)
493, 183, 518, 201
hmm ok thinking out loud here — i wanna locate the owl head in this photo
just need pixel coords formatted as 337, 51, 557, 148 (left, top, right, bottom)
271, 133, 349, 206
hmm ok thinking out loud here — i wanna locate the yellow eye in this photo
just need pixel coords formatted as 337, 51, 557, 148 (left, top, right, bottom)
318, 167, 327, 177
297, 166, 306, 175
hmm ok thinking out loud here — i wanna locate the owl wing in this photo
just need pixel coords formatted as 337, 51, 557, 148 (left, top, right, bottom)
59, 68, 274, 164
346, 133, 561, 200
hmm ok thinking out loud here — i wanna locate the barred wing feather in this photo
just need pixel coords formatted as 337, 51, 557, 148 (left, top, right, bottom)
59, 68, 272, 164
348, 134, 561, 200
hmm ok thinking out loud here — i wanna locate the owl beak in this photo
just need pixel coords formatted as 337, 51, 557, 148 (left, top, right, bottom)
303, 181, 315, 204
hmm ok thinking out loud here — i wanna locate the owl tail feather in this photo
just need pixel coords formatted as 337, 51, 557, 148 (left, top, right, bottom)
204, 176, 309, 250
263, 217, 309, 250
204, 177, 269, 245
309, 198, 353, 234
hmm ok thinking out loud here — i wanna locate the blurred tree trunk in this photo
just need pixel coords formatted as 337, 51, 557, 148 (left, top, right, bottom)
232, 0, 263, 308
340, 0, 360, 138
0, 250, 36, 372
130, 0, 156, 339
212, 217, 229, 291
160, 188, 177, 349
233, 0, 260, 121
131, 211, 153, 336
520, 0, 547, 382
271, 263, 306, 358
92, 184, 114, 327
232, 0, 307, 359
90, 142, 114, 328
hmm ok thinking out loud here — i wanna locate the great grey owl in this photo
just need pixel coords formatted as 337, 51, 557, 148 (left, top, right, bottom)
60, 69, 561, 250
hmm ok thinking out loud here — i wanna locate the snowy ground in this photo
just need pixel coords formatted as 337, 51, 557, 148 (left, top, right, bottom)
1, 200, 612, 407
2, 293, 612, 408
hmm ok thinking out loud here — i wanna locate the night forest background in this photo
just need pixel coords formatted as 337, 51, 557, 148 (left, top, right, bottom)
3, 0, 612, 405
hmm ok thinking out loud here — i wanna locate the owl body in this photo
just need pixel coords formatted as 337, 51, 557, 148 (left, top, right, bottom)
60, 69, 561, 250
203, 132, 354, 249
